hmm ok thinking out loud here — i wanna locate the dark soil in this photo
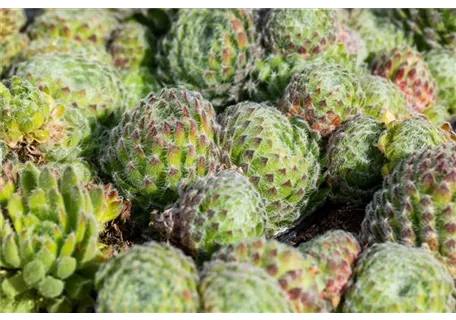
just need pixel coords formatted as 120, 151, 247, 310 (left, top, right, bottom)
278, 200, 367, 246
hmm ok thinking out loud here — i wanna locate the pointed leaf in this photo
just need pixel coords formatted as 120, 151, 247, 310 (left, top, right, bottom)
77, 238, 98, 266
7, 194, 24, 233
63, 187, 84, 233
36, 238, 57, 273
0, 213, 14, 240
61, 166, 80, 196
2, 234, 21, 268
75, 215, 98, 265
61, 167, 85, 232
53, 224, 65, 249
19, 238, 36, 266
22, 214, 39, 229
20, 163, 40, 197
28, 189, 48, 221
47, 189, 65, 226
59, 233, 76, 257
83, 189, 93, 215
75, 213, 87, 244
53, 256, 76, 280
38, 168, 58, 192
88, 187, 104, 220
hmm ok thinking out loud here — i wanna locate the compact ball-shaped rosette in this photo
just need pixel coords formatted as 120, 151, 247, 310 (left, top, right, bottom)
342, 243, 456, 312
362, 143, 456, 277
28, 9, 117, 45
425, 48, 456, 114
213, 238, 331, 312
159, 9, 259, 108
153, 170, 267, 260
14, 53, 126, 125
95, 242, 200, 313
377, 115, 455, 174
219, 102, 321, 237
347, 9, 408, 59
109, 20, 156, 71
370, 45, 438, 113
325, 115, 386, 202
200, 261, 297, 313
101, 87, 223, 210
360, 75, 410, 122
260, 9, 338, 58
374, 9, 456, 50
0, 9, 26, 39
280, 60, 364, 137
298, 230, 361, 309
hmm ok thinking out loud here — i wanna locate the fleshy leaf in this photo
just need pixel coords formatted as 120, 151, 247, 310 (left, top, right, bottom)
38, 276, 64, 298
23, 260, 46, 286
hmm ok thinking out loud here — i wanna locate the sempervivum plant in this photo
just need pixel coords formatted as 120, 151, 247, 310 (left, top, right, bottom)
95, 242, 200, 313
109, 20, 160, 109
298, 230, 361, 309
0, 76, 91, 164
370, 45, 437, 113
280, 60, 364, 137
347, 9, 408, 61
28, 9, 117, 46
342, 243, 455, 312
360, 75, 410, 122
260, 9, 338, 58
219, 102, 321, 237
325, 115, 386, 202
0, 76, 55, 145
0, 9, 26, 39
13, 54, 126, 125
425, 48, 456, 114
109, 20, 156, 71
375, 9, 456, 50
361, 143, 456, 277
152, 170, 267, 260
213, 238, 330, 312
0, 163, 125, 312
159, 9, 259, 108
200, 261, 297, 313
101, 88, 222, 211
377, 115, 455, 174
